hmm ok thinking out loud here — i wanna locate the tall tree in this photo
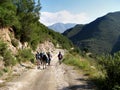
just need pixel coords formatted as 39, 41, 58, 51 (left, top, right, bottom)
0, 0, 20, 28
13, 0, 41, 42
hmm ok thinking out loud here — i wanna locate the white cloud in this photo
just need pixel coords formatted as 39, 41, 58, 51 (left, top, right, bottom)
40, 10, 89, 26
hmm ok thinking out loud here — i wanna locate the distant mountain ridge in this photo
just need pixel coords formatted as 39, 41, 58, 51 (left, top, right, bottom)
63, 11, 120, 54
48, 23, 76, 33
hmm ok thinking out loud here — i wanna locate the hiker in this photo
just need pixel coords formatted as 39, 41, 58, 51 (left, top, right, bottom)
58, 51, 63, 64
47, 52, 52, 66
42, 52, 48, 69
35, 51, 41, 69
39, 52, 44, 64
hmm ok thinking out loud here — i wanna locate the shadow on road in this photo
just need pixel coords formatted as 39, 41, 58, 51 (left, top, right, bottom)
19, 63, 33, 69
62, 78, 96, 90
62, 85, 94, 90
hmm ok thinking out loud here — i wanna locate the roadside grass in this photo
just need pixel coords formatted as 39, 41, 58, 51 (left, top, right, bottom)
62, 52, 105, 89
63, 53, 101, 77
0, 82, 6, 87
0, 67, 13, 87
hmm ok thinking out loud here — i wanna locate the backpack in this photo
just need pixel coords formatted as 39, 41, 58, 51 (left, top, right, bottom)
36, 53, 40, 59
43, 54, 48, 62
58, 54, 62, 59
40, 52, 43, 58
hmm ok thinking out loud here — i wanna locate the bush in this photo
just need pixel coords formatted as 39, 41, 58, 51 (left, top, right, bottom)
0, 40, 7, 56
3, 51, 17, 66
0, 70, 3, 77
0, 40, 17, 66
96, 52, 120, 90
3, 67, 9, 73
113, 85, 120, 90
11, 39, 19, 47
18, 48, 34, 63
30, 40, 39, 51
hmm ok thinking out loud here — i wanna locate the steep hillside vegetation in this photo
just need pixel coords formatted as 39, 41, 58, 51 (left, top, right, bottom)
0, 0, 72, 50
63, 11, 120, 54
0, 0, 73, 76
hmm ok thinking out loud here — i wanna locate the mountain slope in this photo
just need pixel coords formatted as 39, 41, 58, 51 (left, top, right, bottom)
63, 11, 120, 54
48, 23, 76, 33
63, 24, 84, 38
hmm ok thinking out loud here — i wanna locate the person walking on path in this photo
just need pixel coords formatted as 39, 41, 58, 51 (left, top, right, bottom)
42, 52, 48, 69
35, 51, 41, 69
47, 52, 52, 66
58, 51, 63, 65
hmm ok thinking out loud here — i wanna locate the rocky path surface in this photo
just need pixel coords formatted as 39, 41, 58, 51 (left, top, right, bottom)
0, 49, 95, 90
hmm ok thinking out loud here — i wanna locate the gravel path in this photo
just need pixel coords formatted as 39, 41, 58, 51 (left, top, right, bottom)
0, 49, 95, 90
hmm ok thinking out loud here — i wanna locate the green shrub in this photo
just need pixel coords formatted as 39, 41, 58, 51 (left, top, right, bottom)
30, 40, 39, 51
0, 40, 17, 66
96, 52, 120, 90
0, 70, 3, 77
18, 48, 34, 63
113, 85, 120, 90
0, 40, 7, 56
11, 39, 19, 47
3, 51, 17, 66
3, 67, 9, 73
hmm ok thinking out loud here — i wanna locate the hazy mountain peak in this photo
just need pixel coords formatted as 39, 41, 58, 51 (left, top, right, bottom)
48, 23, 76, 33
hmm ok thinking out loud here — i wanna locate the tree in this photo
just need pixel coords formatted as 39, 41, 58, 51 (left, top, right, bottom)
12, 0, 41, 43
0, 0, 20, 28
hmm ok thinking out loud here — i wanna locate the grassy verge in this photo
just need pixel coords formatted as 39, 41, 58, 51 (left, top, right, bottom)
62, 52, 106, 90
63, 53, 102, 77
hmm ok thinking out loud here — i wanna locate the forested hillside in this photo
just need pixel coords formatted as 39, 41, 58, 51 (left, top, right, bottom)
63, 11, 120, 55
0, 0, 72, 50
63, 24, 84, 38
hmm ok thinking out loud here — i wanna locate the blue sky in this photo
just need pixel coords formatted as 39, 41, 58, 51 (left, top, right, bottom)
40, 0, 120, 26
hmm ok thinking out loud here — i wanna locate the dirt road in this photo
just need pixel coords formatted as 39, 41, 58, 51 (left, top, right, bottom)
0, 49, 95, 90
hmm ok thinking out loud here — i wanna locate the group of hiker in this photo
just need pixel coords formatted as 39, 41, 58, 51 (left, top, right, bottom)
35, 51, 63, 69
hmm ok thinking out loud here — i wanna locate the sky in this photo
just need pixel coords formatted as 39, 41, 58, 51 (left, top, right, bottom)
40, 0, 120, 26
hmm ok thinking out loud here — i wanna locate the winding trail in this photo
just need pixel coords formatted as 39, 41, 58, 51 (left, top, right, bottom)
0, 49, 95, 90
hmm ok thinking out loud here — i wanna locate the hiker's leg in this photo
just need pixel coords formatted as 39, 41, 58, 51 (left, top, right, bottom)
38, 60, 40, 69
42, 62, 44, 69
48, 60, 50, 65
49, 59, 51, 65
